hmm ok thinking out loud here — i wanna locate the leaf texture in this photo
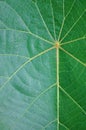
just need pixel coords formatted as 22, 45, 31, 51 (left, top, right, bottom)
0, 0, 86, 130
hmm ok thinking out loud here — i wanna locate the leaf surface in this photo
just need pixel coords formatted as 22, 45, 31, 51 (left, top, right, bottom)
0, 0, 86, 130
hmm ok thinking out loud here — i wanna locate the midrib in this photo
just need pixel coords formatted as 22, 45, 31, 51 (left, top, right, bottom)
56, 47, 59, 130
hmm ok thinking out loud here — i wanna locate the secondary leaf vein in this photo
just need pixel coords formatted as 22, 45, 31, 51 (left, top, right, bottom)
60, 9, 86, 42
14, 83, 56, 126
50, 0, 56, 40
60, 85, 86, 115
0, 28, 53, 45
61, 35, 86, 45
3, 1, 30, 32
35, 2, 54, 41
60, 47, 86, 67
0, 46, 55, 91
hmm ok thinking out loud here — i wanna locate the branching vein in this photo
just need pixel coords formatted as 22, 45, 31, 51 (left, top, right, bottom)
50, 0, 56, 40
60, 9, 86, 42
14, 83, 56, 126
65, 0, 76, 19
60, 47, 86, 67
61, 36, 86, 46
58, 0, 65, 41
0, 28, 54, 45
0, 54, 29, 59
60, 85, 86, 115
3, 1, 30, 32
59, 121, 69, 130
42, 118, 69, 130
35, 2, 54, 41
0, 46, 55, 91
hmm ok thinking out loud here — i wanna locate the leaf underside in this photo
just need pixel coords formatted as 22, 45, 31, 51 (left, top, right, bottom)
0, 0, 86, 130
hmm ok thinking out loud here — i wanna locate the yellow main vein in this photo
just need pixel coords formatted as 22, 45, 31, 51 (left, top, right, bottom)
56, 47, 59, 130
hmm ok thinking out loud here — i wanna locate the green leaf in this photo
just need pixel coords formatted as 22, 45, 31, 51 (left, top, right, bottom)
0, 0, 86, 130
